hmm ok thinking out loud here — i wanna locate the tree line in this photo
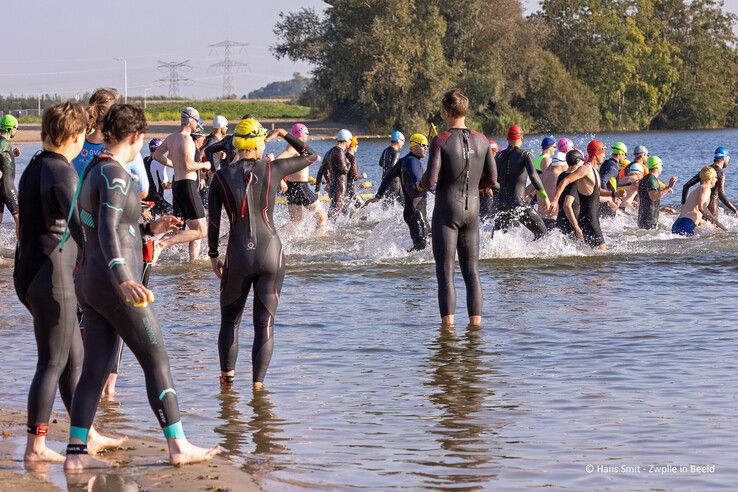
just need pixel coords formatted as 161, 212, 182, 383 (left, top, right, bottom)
272, 0, 738, 133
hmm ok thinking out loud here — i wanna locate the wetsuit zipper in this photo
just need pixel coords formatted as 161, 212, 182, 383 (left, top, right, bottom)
462, 131, 470, 211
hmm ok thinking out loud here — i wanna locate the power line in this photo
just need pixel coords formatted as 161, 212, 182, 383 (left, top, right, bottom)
155, 60, 193, 99
208, 40, 248, 98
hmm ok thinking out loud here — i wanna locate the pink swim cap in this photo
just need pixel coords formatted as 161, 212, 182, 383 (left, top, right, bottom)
291, 123, 309, 137
557, 138, 573, 153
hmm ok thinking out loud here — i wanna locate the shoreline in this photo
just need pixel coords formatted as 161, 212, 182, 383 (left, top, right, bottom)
0, 408, 259, 491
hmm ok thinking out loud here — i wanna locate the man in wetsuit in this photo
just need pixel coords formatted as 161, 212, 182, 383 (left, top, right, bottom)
599, 142, 627, 217
673, 166, 720, 236
152, 107, 212, 262
316, 129, 352, 216
378, 130, 405, 205
418, 89, 497, 327
0, 114, 20, 234
366, 133, 430, 251
681, 147, 737, 218
203, 115, 229, 170
204, 119, 237, 169
534, 136, 556, 174
492, 125, 550, 240
280, 123, 327, 232
144, 138, 173, 216
479, 140, 499, 221
637, 156, 677, 230
208, 117, 319, 390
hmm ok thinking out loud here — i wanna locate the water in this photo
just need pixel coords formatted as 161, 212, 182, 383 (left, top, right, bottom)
2, 129, 738, 490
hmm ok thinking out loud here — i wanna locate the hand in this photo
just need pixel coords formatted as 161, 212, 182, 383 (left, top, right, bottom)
119, 280, 154, 305
141, 209, 153, 222
265, 128, 288, 141
361, 173, 368, 179
280, 180, 288, 192
163, 181, 172, 190
12, 147, 21, 157
150, 215, 183, 234
200, 178, 207, 190
615, 189, 627, 198
575, 227, 584, 241
202, 161, 211, 171
668, 176, 678, 189
211, 257, 224, 278
541, 196, 551, 211
548, 200, 558, 215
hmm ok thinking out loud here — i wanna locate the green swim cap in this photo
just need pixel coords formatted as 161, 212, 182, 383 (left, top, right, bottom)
647, 155, 662, 170
612, 141, 627, 155
0, 114, 18, 132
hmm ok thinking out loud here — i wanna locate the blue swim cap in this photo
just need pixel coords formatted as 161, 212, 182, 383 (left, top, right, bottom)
715, 147, 730, 160
391, 130, 405, 142
541, 136, 556, 149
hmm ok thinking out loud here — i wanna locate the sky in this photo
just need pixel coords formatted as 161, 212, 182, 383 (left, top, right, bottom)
3, 0, 738, 101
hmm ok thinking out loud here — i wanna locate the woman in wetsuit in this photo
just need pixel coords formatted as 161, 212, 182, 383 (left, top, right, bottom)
418, 90, 498, 327
15, 102, 123, 463
208, 117, 319, 390
64, 104, 218, 471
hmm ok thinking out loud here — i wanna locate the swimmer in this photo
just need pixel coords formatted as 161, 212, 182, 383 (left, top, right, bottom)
637, 156, 677, 230
66, 104, 218, 470
315, 129, 352, 216
203, 115, 229, 170
538, 147, 569, 230
681, 147, 737, 218
534, 136, 556, 174
492, 125, 549, 239
366, 133, 430, 251
378, 130, 405, 205
280, 123, 327, 232
418, 89, 497, 327
599, 141, 628, 217
673, 166, 723, 236
143, 138, 173, 216
479, 140, 498, 221
0, 113, 19, 235
151, 107, 212, 262
208, 117, 319, 390
15, 102, 123, 463
346, 136, 368, 209
550, 142, 607, 250
554, 149, 583, 237
618, 145, 648, 208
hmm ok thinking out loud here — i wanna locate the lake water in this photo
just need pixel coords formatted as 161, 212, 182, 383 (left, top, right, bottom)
1, 129, 738, 490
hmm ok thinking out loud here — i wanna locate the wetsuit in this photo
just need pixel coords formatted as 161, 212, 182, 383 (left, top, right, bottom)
315, 145, 349, 215
637, 173, 661, 229
204, 134, 236, 168
555, 171, 580, 236
378, 146, 401, 203
578, 167, 605, 247
144, 155, 173, 216
70, 153, 185, 443
208, 134, 318, 383
346, 152, 361, 206
420, 128, 497, 318
0, 136, 19, 218
599, 157, 619, 218
492, 146, 547, 239
681, 164, 736, 216
376, 151, 428, 250
14, 151, 83, 435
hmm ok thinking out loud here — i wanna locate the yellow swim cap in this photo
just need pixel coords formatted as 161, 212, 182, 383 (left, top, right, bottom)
700, 166, 717, 182
409, 133, 428, 147
233, 117, 267, 151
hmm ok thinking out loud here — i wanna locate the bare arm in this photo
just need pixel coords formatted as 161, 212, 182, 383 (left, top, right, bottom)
183, 140, 211, 172
152, 139, 173, 168
552, 166, 588, 204
564, 195, 583, 239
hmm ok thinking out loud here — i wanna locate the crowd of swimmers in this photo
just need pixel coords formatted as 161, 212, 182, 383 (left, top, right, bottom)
1, 87, 735, 472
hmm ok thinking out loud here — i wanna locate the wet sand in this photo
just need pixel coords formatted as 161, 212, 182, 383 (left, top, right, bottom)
0, 409, 258, 491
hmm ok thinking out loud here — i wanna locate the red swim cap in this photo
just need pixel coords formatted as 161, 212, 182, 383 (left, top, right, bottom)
489, 140, 499, 153
507, 125, 523, 140
587, 140, 606, 157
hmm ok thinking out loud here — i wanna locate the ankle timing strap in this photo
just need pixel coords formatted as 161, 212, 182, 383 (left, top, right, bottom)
66, 443, 88, 455
27, 424, 48, 436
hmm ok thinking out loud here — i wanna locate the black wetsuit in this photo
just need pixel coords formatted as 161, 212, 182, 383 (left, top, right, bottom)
379, 146, 401, 203
346, 152, 361, 206
555, 171, 580, 236
71, 154, 184, 439
315, 145, 349, 215
578, 167, 604, 247
143, 156, 173, 216
681, 163, 736, 216
638, 173, 661, 229
420, 128, 497, 318
14, 151, 83, 434
376, 151, 428, 250
0, 136, 19, 217
208, 134, 318, 383
492, 146, 547, 239
204, 134, 236, 168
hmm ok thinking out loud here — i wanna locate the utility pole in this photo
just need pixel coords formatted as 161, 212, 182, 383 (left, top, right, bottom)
144, 88, 150, 110
155, 60, 192, 99
113, 58, 128, 103
38, 93, 41, 116
209, 40, 248, 99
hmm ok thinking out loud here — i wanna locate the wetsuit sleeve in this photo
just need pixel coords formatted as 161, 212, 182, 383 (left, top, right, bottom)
375, 161, 401, 198
48, 164, 84, 247
207, 173, 224, 258
681, 173, 699, 204
349, 154, 360, 180
204, 138, 228, 167
335, 148, 349, 175
274, 134, 319, 181
524, 152, 545, 193
420, 137, 441, 190
96, 165, 136, 285
0, 147, 18, 215
480, 144, 498, 191
717, 173, 737, 213
315, 160, 328, 192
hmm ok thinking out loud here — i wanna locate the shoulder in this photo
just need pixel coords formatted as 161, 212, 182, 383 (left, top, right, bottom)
98, 159, 132, 190
0, 137, 9, 152
470, 129, 488, 142
431, 131, 452, 147
522, 150, 534, 159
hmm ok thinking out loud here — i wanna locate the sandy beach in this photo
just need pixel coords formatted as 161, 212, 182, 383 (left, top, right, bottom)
0, 409, 259, 491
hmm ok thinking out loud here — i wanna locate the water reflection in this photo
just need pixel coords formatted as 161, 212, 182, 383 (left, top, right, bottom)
215, 389, 248, 458
66, 472, 139, 491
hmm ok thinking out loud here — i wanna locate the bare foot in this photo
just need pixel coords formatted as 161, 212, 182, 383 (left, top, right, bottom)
441, 315, 455, 329
64, 453, 115, 472
253, 382, 264, 391
87, 429, 127, 455
167, 439, 221, 466
469, 315, 482, 327
151, 239, 164, 265
24, 439, 65, 463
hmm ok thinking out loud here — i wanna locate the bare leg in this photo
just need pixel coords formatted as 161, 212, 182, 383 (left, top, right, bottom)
189, 239, 202, 261
153, 218, 206, 264
442, 315, 455, 328
101, 373, 117, 398
308, 202, 328, 235
24, 435, 64, 463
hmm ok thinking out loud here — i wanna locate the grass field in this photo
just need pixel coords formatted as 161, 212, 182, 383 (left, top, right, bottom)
17, 100, 316, 124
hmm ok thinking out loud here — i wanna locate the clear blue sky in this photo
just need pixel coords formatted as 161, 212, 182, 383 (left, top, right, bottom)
3, 0, 737, 99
